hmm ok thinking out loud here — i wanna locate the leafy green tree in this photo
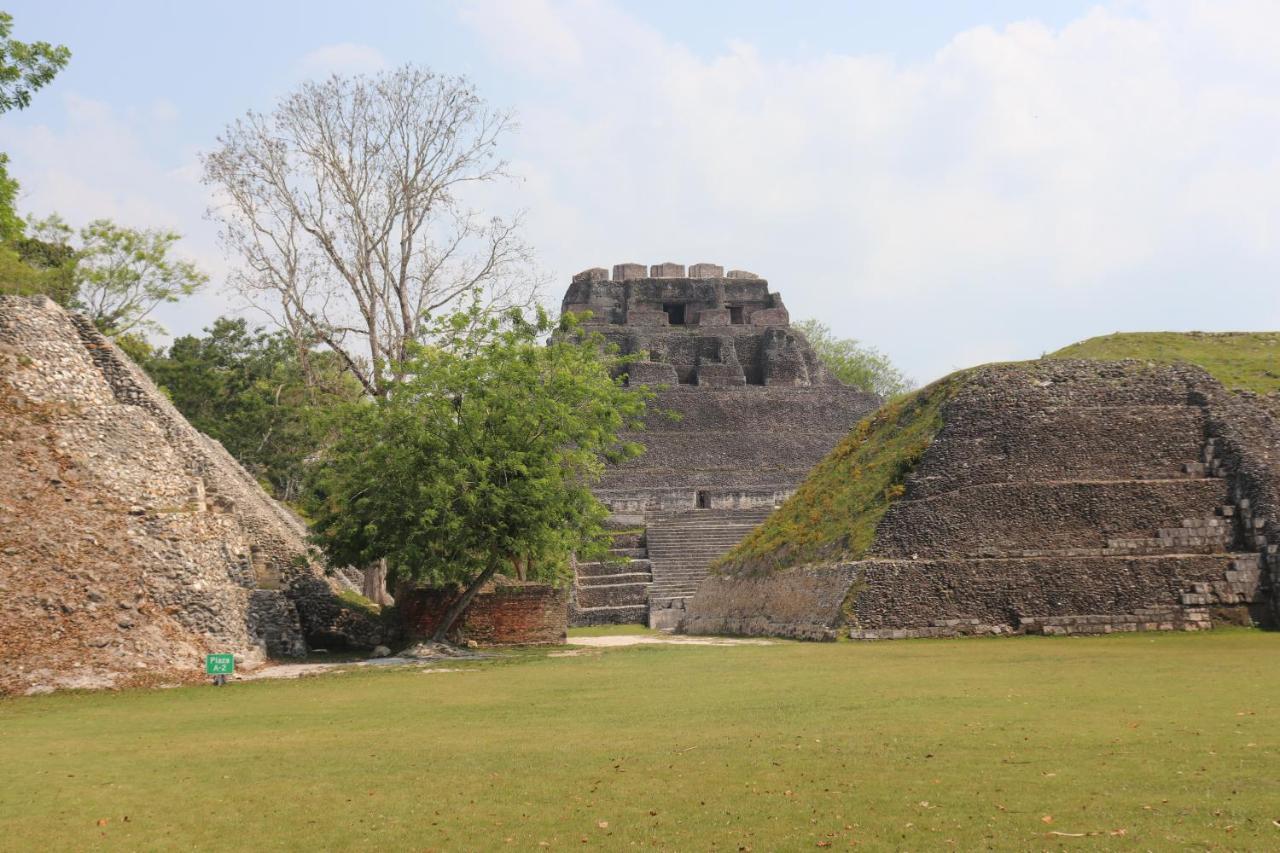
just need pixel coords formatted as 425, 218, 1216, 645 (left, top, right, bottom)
0, 154, 21, 242
49, 218, 207, 336
0, 11, 69, 113
144, 318, 362, 503
0, 211, 76, 303
794, 319, 914, 398
308, 308, 648, 641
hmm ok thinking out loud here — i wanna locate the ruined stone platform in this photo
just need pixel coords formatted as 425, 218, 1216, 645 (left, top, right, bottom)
684, 360, 1280, 639
561, 263, 881, 626
0, 296, 382, 695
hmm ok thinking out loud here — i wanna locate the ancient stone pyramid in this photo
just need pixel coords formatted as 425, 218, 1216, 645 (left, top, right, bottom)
0, 296, 380, 695
686, 359, 1280, 639
560, 262, 881, 628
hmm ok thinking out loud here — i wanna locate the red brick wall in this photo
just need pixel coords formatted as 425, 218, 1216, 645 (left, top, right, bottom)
398, 583, 568, 645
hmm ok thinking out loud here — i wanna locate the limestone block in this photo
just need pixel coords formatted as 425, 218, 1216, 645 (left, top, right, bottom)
572, 267, 608, 283
695, 363, 747, 387
696, 308, 732, 327
650, 262, 686, 278
612, 263, 647, 281
688, 263, 724, 278
624, 361, 679, 387
726, 269, 759, 279
626, 308, 670, 326
751, 307, 790, 326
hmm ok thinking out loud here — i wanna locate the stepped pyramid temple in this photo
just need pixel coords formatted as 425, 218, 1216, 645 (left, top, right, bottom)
0, 296, 381, 695
560, 262, 881, 628
684, 359, 1280, 640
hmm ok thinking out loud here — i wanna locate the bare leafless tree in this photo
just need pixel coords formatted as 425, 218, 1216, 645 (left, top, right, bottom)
202, 65, 540, 400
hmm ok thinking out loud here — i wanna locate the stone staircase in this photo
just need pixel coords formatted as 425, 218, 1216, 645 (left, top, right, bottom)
646, 508, 773, 628
569, 517, 652, 626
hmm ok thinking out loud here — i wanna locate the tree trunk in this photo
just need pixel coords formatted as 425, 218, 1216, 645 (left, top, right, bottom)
431, 561, 500, 644
363, 557, 393, 607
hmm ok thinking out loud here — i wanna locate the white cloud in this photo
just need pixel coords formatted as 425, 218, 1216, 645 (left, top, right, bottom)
294, 43, 389, 78
0, 93, 237, 340
460, 0, 1280, 381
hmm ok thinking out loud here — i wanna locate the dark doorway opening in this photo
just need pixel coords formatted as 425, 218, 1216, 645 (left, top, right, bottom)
695, 490, 711, 509
729, 306, 744, 324
662, 302, 686, 325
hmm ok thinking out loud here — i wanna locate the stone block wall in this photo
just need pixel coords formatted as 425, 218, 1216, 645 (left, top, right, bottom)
682, 359, 1279, 640
681, 564, 857, 640
399, 583, 568, 645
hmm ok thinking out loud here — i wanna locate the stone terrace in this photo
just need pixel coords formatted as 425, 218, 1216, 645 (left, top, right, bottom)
685, 360, 1278, 640
561, 263, 881, 627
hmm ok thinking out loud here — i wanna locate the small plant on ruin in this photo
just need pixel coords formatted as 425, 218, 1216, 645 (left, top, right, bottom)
308, 307, 649, 642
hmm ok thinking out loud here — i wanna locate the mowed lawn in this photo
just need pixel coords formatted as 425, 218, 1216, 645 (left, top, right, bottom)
2, 630, 1278, 851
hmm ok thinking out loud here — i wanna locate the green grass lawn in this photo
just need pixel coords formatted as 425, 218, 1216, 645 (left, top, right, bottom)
2, 630, 1278, 850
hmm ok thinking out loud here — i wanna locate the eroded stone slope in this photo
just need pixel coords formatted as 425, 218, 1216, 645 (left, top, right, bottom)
0, 296, 378, 694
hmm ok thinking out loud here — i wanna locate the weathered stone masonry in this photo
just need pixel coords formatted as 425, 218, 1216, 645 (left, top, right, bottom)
561, 263, 881, 628
398, 582, 568, 645
685, 360, 1279, 640
0, 296, 380, 694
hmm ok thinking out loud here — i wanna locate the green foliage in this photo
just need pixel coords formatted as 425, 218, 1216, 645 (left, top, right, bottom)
717, 371, 966, 574
0, 214, 77, 305
142, 317, 361, 503
0, 211, 76, 303
336, 589, 382, 615
308, 308, 649, 591
0, 11, 69, 113
0, 154, 21, 243
793, 318, 913, 397
1, 215, 206, 335
67, 218, 207, 336
1049, 331, 1280, 394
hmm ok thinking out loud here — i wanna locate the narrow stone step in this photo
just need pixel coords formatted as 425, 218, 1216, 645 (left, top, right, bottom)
578, 572, 653, 587
569, 603, 648, 628
576, 583, 649, 609
576, 559, 652, 577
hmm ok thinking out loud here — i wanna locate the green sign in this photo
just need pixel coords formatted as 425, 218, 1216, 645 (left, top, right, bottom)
205, 653, 235, 675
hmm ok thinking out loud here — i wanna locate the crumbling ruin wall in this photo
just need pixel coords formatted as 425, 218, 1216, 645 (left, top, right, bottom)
0, 296, 379, 694
684, 360, 1279, 639
681, 564, 858, 640
398, 582, 568, 645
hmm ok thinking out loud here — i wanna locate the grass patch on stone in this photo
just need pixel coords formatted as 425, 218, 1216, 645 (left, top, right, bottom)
717, 372, 966, 574
1, 630, 1277, 849
1049, 331, 1280, 393
336, 588, 381, 614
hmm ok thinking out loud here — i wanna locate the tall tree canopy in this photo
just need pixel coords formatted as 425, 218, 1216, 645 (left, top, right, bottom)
143, 318, 362, 503
203, 65, 539, 400
308, 309, 648, 640
0, 11, 69, 113
6, 216, 207, 336
794, 319, 914, 398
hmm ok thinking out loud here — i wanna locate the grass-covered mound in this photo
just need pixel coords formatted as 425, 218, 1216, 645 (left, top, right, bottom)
1050, 331, 1280, 393
716, 372, 968, 575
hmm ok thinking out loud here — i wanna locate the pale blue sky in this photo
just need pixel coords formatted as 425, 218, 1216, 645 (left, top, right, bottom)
3, 1, 1278, 383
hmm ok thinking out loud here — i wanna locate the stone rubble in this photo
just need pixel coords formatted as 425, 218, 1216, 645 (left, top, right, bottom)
0, 296, 382, 695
